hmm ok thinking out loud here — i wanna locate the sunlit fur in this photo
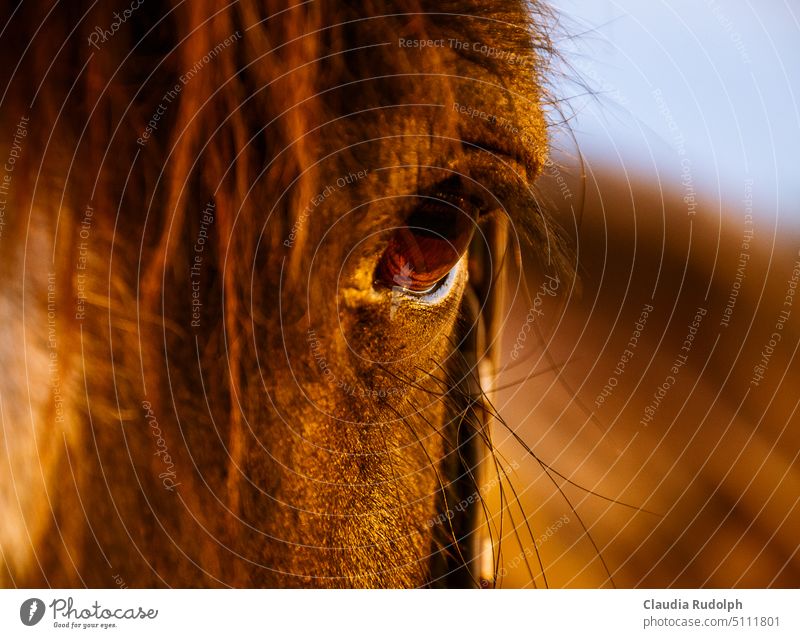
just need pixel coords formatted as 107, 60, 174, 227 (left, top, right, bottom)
0, 0, 567, 586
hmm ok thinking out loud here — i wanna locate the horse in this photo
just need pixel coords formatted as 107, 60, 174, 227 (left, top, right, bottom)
1, 0, 797, 588
0, 0, 570, 587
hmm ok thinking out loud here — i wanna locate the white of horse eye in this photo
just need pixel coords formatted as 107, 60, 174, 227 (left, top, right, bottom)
399, 254, 466, 303
374, 190, 479, 297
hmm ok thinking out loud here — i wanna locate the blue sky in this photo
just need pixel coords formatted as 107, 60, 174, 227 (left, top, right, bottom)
546, 0, 799, 222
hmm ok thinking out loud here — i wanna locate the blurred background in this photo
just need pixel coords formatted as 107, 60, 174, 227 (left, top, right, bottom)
489, 0, 800, 587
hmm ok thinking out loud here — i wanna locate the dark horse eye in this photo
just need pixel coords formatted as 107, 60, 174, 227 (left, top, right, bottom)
375, 192, 479, 294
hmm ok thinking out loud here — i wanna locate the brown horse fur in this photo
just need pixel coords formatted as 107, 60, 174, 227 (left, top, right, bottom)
0, 0, 569, 586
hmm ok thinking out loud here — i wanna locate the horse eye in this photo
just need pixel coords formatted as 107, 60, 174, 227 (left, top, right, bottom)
374, 193, 479, 294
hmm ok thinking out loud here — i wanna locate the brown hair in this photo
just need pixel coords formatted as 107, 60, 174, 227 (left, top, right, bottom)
0, 0, 564, 586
